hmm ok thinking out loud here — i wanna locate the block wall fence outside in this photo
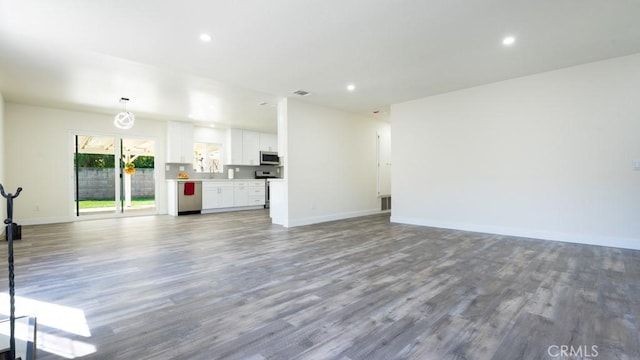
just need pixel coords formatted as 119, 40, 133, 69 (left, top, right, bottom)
77, 168, 155, 199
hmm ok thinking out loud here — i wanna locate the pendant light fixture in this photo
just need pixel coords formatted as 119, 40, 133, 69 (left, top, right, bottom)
114, 97, 135, 129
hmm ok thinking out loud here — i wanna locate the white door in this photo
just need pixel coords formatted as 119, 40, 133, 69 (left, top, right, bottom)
377, 130, 391, 196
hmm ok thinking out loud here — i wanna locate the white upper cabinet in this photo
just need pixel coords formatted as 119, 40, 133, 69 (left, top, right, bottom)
228, 129, 277, 165
167, 121, 194, 163
259, 133, 278, 152
242, 130, 260, 165
228, 129, 244, 165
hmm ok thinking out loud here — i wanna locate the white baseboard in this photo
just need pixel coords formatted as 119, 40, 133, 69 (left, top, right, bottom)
287, 208, 381, 228
201, 205, 264, 214
18, 210, 165, 225
18, 216, 72, 226
390, 216, 640, 250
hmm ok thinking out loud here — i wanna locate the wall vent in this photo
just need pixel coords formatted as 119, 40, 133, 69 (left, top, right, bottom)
292, 89, 312, 96
381, 196, 391, 211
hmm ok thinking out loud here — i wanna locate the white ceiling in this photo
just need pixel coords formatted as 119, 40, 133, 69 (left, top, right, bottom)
1, 0, 640, 133
77, 135, 155, 156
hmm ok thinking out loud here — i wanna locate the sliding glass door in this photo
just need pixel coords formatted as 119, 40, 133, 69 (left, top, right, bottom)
73, 134, 155, 217
74, 135, 117, 216
120, 137, 156, 215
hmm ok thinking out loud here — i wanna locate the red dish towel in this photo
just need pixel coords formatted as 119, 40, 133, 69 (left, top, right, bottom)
184, 182, 195, 196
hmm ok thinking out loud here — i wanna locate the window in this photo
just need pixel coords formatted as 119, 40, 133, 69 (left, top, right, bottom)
193, 143, 223, 173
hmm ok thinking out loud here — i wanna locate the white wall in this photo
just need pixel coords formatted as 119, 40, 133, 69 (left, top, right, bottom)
4, 103, 168, 224
193, 126, 227, 144
391, 53, 640, 250
284, 98, 385, 226
0, 92, 5, 222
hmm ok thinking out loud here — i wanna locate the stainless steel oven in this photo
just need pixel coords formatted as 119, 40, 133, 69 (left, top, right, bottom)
255, 171, 278, 208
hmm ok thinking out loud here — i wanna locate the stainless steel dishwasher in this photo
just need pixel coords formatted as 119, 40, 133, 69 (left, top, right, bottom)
177, 181, 202, 215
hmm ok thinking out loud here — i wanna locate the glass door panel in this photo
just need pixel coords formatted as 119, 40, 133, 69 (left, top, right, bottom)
74, 135, 117, 216
120, 137, 156, 214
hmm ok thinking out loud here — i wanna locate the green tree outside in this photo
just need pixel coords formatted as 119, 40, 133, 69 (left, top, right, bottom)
75, 154, 155, 168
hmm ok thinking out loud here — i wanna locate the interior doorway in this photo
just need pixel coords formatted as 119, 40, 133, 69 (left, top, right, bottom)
73, 135, 156, 217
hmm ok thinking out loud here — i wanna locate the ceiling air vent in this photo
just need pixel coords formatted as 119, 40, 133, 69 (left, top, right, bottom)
292, 89, 312, 96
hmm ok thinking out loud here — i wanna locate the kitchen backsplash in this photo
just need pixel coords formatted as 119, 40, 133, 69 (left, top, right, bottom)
165, 163, 282, 180
222, 165, 282, 179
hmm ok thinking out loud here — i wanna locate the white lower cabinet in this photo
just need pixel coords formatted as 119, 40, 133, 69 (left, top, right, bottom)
202, 182, 234, 209
234, 181, 265, 207
201, 180, 265, 211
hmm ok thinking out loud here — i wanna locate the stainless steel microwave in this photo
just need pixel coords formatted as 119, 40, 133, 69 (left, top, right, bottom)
260, 151, 280, 165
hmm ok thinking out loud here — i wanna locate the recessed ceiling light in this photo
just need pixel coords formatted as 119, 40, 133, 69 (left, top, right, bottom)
200, 33, 212, 42
209, 124, 215, 128
502, 36, 516, 46
347, 84, 356, 91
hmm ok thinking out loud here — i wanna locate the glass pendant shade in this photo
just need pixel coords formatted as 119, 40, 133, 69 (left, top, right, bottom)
114, 97, 134, 129
114, 111, 135, 129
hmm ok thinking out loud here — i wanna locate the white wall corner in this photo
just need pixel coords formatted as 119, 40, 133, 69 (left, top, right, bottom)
284, 99, 382, 227
288, 208, 381, 228
390, 53, 640, 250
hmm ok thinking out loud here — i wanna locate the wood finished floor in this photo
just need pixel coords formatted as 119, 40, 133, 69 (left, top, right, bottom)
1, 211, 639, 359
